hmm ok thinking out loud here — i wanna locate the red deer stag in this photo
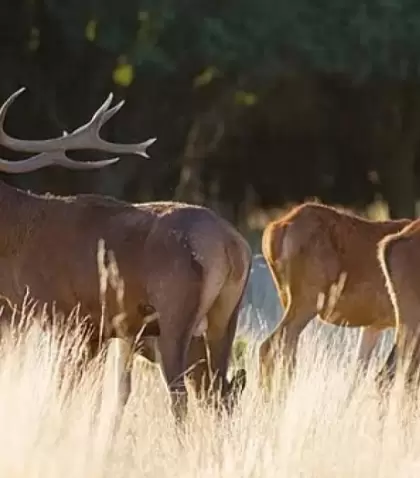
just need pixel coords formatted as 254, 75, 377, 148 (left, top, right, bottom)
376, 219, 420, 390
0, 87, 250, 420
258, 202, 410, 391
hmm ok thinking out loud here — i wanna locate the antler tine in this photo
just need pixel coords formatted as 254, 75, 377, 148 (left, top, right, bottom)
0, 87, 157, 159
70, 93, 115, 136
51, 151, 121, 170
98, 100, 125, 128
0, 151, 121, 174
0, 88, 114, 152
0, 87, 26, 136
68, 95, 156, 158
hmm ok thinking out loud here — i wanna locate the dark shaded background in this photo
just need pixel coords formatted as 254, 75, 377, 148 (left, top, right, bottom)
1, 0, 420, 239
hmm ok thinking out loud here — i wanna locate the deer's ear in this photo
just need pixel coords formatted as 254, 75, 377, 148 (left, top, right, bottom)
230, 368, 247, 396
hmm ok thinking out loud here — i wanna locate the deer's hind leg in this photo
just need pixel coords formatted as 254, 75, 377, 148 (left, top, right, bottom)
149, 275, 204, 422
258, 263, 343, 392
258, 290, 314, 392
375, 230, 420, 392
185, 276, 248, 413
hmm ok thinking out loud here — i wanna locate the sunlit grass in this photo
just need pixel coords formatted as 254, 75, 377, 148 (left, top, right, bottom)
0, 303, 417, 477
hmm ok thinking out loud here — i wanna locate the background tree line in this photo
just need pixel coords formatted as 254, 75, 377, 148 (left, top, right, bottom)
1, 0, 420, 235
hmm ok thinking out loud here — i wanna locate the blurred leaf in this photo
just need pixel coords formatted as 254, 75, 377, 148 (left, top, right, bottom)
234, 90, 258, 106
193, 66, 221, 88
112, 58, 134, 87
85, 19, 97, 42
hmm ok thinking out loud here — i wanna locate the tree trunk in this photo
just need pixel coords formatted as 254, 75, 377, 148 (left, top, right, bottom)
381, 149, 416, 219
370, 82, 420, 220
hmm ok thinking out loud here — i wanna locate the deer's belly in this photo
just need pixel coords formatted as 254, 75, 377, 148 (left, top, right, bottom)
318, 295, 394, 329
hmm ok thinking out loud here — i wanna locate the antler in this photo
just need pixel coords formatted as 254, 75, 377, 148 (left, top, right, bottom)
0, 87, 157, 173
0, 151, 122, 174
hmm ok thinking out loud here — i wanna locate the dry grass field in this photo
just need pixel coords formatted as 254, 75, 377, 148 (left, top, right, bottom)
0, 198, 418, 477
0, 305, 419, 478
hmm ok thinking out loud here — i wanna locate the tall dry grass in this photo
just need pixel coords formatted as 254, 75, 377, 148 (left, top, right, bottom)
0, 315, 419, 478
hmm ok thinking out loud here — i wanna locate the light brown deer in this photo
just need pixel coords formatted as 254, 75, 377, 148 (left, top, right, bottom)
376, 219, 420, 389
258, 201, 410, 391
0, 87, 251, 420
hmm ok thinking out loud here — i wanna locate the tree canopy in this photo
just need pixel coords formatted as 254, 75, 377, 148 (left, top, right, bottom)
43, 0, 420, 79
0, 0, 420, 224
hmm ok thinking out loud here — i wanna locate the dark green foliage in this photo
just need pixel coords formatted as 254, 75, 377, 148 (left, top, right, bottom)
44, 0, 420, 79
0, 0, 419, 218
232, 337, 248, 369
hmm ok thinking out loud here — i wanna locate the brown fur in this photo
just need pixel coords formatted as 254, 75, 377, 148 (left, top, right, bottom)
376, 219, 420, 388
259, 201, 411, 390
0, 185, 251, 416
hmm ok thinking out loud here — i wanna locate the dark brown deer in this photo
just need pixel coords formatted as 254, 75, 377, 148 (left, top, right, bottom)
376, 219, 420, 390
258, 202, 410, 391
0, 87, 250, 420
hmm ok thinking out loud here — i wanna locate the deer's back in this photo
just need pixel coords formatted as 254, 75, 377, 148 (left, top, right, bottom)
318, 211, 410, 328
264, 203, 410, 328
1, 196, 248, 331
